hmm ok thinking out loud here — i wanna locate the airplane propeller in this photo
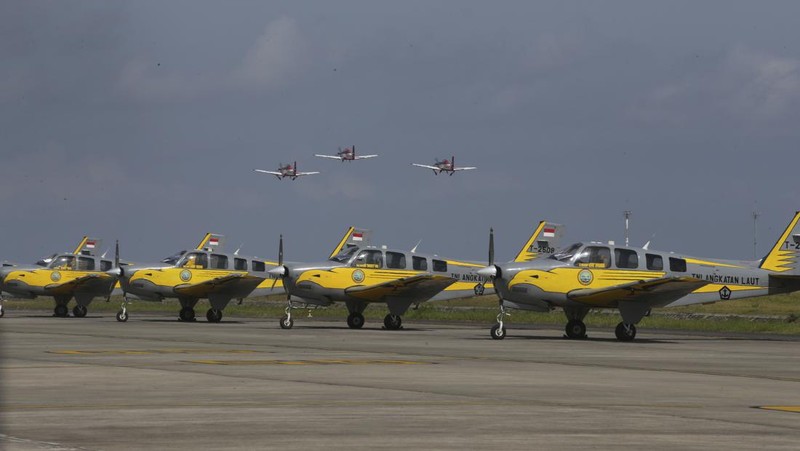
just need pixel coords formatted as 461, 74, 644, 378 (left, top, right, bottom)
476, 228, 503, 304
268, 234, 289, 296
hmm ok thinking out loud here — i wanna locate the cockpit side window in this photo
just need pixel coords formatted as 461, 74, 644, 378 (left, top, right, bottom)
77, 257, 95, 271
386, 252, 406, 269
575, 246, 611, 269
101, 260, 112, 271
354, 250, 383, 269
182, 253, 208, 269
252, 260, 266, 272
49, 255, 76, 270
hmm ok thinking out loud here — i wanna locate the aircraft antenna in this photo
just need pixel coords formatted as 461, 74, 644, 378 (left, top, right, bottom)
753, 210, 760, 259
234, 243, 244, 255
623, 210, 632, 247
410, 240, 422, 253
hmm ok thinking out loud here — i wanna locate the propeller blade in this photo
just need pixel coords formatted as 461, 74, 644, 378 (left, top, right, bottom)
115, 240, 120, 269
488, 228, 494, 266
278, 234, 283, 266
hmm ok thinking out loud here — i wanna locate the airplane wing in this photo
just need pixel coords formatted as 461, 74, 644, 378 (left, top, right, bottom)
453, 167, 477, 171
45, 273, 116, 295
295, 171, 320, 177
567, 277, 710, 308
411, 164, 439, 170
254, 169, 282, 176
354, 155, 378, 159
345, 274, 457, 303
314, 154, 342, 160
174, 273, 264, 298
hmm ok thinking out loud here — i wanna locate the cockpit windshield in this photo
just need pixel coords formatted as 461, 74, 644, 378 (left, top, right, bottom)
48, 255, 76, 270
161, 250, 186, 266
36, 253, 58, 267
329, 245, 359, 263
550, 243, 583, 262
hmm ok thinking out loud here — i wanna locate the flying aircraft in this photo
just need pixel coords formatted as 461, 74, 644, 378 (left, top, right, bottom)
477, 212, 800, 341
411, 156, 476, 175
114, 233, 281, 323
0, 237, 121, 318
315, 145, 377, 162
254, 161, 320, 180
267, 226, 508, 330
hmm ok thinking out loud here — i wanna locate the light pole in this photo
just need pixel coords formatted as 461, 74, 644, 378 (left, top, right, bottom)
624, 210, 631, 247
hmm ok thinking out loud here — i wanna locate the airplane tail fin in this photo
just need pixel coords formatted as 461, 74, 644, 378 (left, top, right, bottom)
73, 236, 102, 256
759, 211, 800, 274
196, 233, 225, 251
329, 226, 372, 259
513, 221, 565, 262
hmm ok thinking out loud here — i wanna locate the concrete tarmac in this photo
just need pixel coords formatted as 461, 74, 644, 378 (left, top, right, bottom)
1, 312, 799, 450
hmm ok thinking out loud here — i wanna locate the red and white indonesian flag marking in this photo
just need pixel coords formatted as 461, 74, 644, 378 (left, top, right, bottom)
85, 240, 96, 249
542, 227, 556, 238
208, 237, 220, 246
352, 232, 364, 242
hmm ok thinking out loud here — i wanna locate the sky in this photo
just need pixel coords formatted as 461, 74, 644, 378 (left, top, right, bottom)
1, 0, 799, 264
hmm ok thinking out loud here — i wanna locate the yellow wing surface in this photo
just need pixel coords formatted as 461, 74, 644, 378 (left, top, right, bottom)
567, 277, 710, 308
44, 273, 116, 295
345, 274, 457, 302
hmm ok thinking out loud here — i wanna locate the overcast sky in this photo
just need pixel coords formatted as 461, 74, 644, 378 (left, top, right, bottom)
2, 1, 799, 264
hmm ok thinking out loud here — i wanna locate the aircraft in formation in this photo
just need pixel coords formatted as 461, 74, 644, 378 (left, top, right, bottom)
0, 237, 121, 318
114, 233, 282, 323
476, 211, 800, 341
315, 145, 377, 162
411, 156, 476, 175
254, 161, 320, 180
266, 226, 504, 330
2, 212, 799, 342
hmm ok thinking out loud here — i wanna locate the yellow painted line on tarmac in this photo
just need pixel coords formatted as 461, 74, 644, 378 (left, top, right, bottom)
185, 358, 432, 366
756, 406, 800, 413
48, 349, 261, 356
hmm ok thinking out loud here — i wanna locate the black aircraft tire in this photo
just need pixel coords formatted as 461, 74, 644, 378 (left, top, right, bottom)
54, 304, 69, 318
116, 311, 128, 322
73, 305, 88, 318
565, 320, 587, 339
615, 322, 637, 342
490, 323, 506, 340
206, 309, 223, 323
347, 312, 365, 329
383, 314, 402, 330
279, 315, 293, 329
179, 307, 196, 322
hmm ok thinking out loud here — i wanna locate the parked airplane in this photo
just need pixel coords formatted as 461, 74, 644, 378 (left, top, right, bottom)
267, 226, 507, 330
114, 233, 281, 323
315, 145, 377, 162
412, 156, 476, 175
0, 237, 120, 318
254, 161, 319, 180
478, 212, 800, 341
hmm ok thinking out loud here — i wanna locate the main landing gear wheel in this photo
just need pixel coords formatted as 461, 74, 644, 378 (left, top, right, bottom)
565, 319, 587, 339
116, 310, 128, 322
615, 322, 637, 342
383, 314, 402, 330
54, 304, 69, 318
72, 305, 88, 318
347, 312, 365, 329
206, 308, 223, 323
0, 305, 5, 318
279, 315, 294, 329
490, 323, 506, 340
179, 307, 196, 322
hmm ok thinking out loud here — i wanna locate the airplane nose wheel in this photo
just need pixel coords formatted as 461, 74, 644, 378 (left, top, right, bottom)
347, 312, 365, 329
383, 314, 402, 330
490, 304, 510, 340
279, 301, 294, 329
615, 322, 637, 341
206, 308, 223, 323
72, 305, 88, 318
565, 320, 587, 339
116, 299, 129, 322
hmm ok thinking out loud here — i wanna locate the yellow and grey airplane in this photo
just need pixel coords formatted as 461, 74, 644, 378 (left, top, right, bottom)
115, 233, 281, 323
268, 226, 502, 330
477, 212, 800, 341
0, 237, 120, 318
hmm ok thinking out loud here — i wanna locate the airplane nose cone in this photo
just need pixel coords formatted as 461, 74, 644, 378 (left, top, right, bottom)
476, 265, 497, 278
106, 267, 123, 277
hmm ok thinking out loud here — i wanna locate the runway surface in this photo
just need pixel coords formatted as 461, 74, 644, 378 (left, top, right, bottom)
1, 312, 799, 450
